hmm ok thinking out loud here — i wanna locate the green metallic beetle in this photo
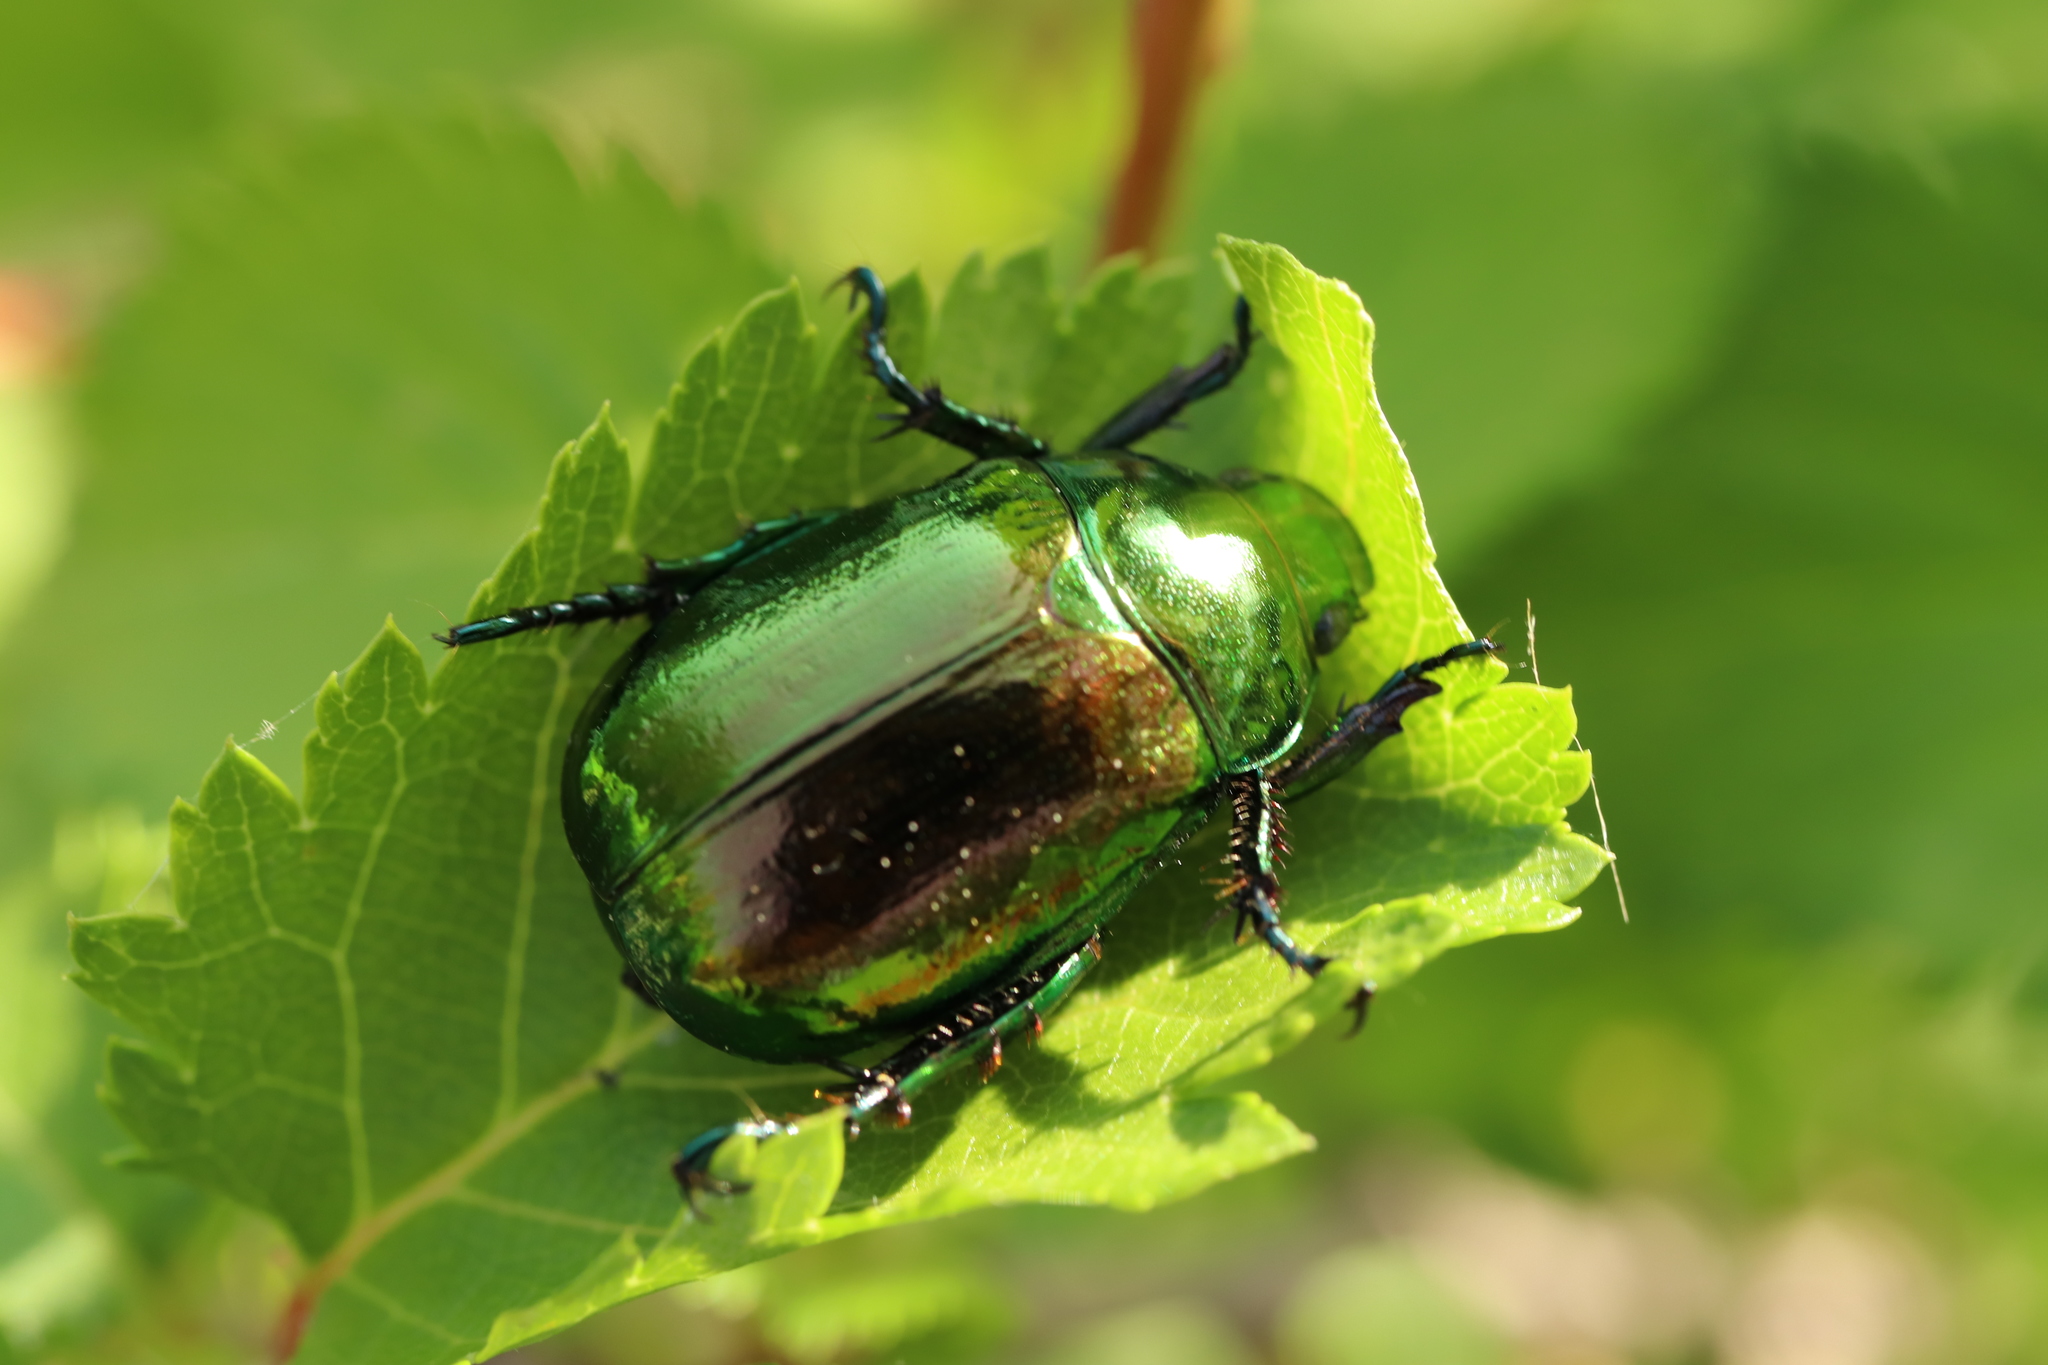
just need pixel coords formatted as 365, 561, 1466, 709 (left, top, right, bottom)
438, 268, 1493, 1198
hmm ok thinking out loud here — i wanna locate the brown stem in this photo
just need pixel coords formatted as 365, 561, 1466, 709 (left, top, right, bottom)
1100, 0, 1222, 261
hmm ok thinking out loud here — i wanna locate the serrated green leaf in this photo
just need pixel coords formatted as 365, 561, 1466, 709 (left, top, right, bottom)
1221, 237, 1471, 691
632, 285, 820, 559
932, 249, 1058, 420
1030, 257, 1192, 452
630, 275, 960, 560
75, 243, 1601, 1362
0, 114, 779, 854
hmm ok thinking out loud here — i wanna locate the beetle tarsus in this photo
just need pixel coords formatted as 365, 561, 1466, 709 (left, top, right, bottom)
836, 265, 1050, 463
433, 581, 674, 648
435, 518, 827, 650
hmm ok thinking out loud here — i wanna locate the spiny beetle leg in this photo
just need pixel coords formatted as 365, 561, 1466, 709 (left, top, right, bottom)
665, 940, 1102, 1202
1223, 771, 1328, 975
1222, 642, 1497, 978
829, 937, 1101, 1126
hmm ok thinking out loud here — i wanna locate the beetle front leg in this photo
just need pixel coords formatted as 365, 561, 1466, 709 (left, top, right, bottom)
1223, 771, 1328, 974
1227, 639, 1501, 977
1268, 639, 1500, 797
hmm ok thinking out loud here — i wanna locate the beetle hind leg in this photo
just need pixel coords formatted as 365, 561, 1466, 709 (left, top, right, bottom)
826, 937, 1101, 1131
434, 580, 674, 648
667, 939, 1103, 1203
434, 514, 824, 648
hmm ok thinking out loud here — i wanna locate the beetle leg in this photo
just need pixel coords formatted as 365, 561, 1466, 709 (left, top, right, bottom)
837, 266, 1051, 463
1268, 639, 1501, 797
433, 580, 677, 648
814, 1057, 872, 1081
1079, 295, 1255, 452
1224, 771, 1329, 974
834, 939, 1098, 1121
433, 515, 824, 648
666, 940, 1102, 1202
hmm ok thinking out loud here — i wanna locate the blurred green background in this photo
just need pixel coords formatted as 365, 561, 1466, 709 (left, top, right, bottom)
3, 0, 2047, 1361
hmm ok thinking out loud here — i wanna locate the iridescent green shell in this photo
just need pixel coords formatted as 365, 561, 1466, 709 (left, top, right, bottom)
563, 455, 1368, 1062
